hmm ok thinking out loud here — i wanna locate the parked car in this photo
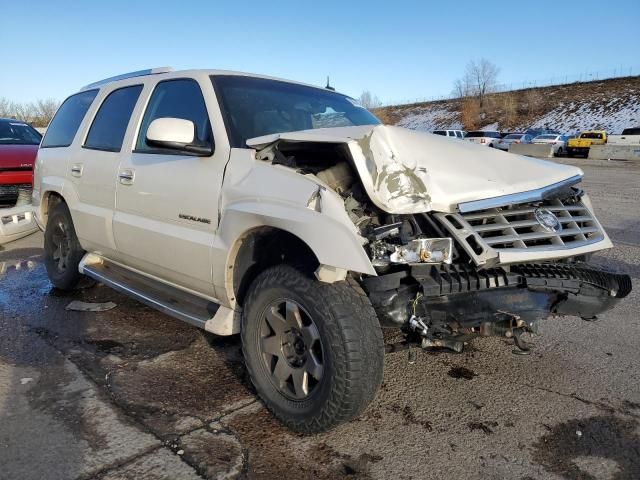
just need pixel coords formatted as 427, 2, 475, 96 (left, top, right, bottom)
532, 134, 571, 156
496, 133, 534, 151
33, 68, 631, 432
566, 130, 607, 157
0, 118, 41, 206
465, 130, 501, 147
525, 128, 560, 137
0, 118, 41, 244
432, 129, 465, 139
608, 127, 640, 145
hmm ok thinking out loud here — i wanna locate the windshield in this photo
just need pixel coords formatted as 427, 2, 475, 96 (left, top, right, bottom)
0, 120, 42, 145
504, 134, 523, 139
622, 128, 640, 135
211, 75, 380, 147
580, 132, 603, 139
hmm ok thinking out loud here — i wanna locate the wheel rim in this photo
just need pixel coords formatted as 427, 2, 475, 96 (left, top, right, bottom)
257, 298, 324, 401
50, 220, 72, 273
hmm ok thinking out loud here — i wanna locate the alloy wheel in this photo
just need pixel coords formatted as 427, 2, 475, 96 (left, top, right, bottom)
258, 299, 324, 400
50, 220, 72, 273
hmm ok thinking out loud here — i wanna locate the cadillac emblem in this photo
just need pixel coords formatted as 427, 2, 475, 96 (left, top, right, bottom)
534, 208, 562, 233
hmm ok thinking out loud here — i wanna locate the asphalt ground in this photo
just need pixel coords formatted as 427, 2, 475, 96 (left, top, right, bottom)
1, 157, 639, 479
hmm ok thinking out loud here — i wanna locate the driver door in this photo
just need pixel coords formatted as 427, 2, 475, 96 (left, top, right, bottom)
113, 78, 228, 296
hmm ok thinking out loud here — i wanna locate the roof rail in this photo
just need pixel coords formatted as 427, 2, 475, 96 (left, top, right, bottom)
81, 67, 173, 90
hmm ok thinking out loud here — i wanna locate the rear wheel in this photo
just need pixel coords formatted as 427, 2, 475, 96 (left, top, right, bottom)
44, 201, 85, 290
241, 265, 384, 433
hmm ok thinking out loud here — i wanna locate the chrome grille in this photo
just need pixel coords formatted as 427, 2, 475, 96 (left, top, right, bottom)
460, 198, 604, 251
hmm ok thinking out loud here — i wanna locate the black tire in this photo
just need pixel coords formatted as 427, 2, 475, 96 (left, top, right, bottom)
241, 265, 384, 433
556, 147, 563, 156
44, 201, 85, 290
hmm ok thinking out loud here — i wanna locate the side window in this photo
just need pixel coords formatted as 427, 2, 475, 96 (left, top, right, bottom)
136, 79, 211, 152
41, 90, 98, 148
84, 85, 143, 152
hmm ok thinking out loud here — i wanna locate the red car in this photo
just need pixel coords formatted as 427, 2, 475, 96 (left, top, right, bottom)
0, 118, 42, 207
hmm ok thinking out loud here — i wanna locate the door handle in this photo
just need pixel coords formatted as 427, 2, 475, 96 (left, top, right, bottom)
71, 164, 83, 177
118, 169, 135, 185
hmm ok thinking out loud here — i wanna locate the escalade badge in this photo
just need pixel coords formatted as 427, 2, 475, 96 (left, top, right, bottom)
178, 213, 211, 224
534, 208, 562, 233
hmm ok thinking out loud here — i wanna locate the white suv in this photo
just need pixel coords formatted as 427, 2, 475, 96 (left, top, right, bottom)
432, 129, 465, 139
465, 130, 502, 147
33, 68, 631, 432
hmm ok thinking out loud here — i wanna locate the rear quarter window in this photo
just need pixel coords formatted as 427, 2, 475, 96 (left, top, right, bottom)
41, 90, 98, 148
84, 85, 143, 152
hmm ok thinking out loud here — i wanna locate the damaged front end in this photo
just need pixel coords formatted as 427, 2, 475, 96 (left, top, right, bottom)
249, 125, 632, 354
358, 191, 632, 354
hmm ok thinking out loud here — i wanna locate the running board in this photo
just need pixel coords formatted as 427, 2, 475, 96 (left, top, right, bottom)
79, 254, 239, 335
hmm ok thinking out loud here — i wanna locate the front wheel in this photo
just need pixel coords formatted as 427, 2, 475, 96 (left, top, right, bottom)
241, 265, 384, 433
44, 201, 85, 290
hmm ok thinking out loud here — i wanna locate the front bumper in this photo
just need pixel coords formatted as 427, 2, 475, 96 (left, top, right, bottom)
0, 204, 38, 245
363, 262, 632, 328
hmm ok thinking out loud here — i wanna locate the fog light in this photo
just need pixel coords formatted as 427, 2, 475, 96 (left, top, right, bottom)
390, 238, 453, 264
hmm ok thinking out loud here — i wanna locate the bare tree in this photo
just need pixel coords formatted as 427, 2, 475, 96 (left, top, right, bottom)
0, 97, 61, 127
0, 97, 12, 118
35, 98, 60, 126
358, 90, 382, 109
454, 59, 500, 108
452, 78, 471, 99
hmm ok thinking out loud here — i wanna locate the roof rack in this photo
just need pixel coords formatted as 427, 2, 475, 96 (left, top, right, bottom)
81, 67, 173, 90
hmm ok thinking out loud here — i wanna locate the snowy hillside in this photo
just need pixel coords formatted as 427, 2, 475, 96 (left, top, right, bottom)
375, 76, 640, 134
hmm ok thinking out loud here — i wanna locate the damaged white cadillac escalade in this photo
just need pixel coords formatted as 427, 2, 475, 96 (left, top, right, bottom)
33, 68, 631, 432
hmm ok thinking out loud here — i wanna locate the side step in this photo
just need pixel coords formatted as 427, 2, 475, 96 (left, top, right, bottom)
79, 254, 239, 335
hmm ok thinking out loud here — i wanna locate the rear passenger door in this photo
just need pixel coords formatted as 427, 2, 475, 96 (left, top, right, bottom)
113, 78, 228, 297
72, 85, 143, 254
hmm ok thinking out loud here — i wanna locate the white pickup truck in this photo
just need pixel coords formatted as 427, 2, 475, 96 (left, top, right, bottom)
33, 68, 631, 432
608, 127, 640, 145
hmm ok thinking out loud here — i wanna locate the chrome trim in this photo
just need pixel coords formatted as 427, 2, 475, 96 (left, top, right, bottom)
81, 67, 173, 90
458, 175, 583, 213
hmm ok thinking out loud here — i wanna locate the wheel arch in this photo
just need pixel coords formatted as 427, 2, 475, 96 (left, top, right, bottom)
227, 226, 321, 308
40, 190, 65, 226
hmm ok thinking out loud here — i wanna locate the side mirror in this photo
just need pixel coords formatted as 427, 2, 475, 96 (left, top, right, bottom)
146, 117, 213, 156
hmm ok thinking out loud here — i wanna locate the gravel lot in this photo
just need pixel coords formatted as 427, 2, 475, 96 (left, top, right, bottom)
1, 157, 639, 480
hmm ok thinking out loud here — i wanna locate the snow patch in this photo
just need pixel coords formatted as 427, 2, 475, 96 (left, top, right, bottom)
396, 106, 462, 132
531, 96, 640, 134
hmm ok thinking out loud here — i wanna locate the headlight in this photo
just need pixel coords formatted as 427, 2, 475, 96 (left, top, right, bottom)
371, 238, 453, 266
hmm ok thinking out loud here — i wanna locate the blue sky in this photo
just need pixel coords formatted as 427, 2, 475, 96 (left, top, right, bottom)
3, 0, 639, 105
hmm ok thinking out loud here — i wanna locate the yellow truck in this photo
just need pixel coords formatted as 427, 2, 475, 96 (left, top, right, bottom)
566, 130, 607, 157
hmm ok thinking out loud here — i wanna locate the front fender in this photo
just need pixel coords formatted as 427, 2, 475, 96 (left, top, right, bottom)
211, 151, 375, 303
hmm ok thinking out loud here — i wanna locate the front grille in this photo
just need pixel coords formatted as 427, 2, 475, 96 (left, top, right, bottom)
0, 183, 32, 207
460, 198, 604, 251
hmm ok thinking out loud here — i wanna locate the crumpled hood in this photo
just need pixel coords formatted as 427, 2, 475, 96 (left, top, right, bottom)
247, 125, 583, 213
